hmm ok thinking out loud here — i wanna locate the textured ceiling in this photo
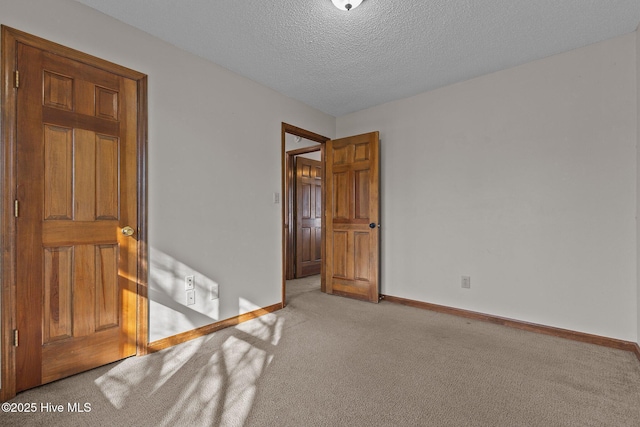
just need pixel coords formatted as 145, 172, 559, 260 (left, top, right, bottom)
73, 0, 640, 117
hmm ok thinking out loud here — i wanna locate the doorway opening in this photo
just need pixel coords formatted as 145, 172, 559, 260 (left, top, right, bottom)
281, 124, 329, 306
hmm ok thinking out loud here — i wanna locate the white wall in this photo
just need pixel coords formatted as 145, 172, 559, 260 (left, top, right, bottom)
0, 0, 335, 342
337, 33, 638, 341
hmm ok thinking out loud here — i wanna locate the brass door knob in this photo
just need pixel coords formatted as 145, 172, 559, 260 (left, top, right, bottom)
122, 226, 135, 236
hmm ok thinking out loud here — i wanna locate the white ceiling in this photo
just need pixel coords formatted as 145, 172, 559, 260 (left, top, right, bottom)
73, 0, 640, 117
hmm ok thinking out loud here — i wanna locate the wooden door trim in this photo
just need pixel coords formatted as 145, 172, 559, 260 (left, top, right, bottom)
281, 123, 329, 306
0, 26, 148, 401
287, 145, 322, 157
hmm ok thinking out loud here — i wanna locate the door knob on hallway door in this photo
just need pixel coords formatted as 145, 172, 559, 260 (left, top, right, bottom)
121, 226, 135, 236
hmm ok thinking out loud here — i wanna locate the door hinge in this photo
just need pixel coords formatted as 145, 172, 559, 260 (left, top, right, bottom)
13, 329, 18, 347
14, 70, 19, 88
14, 200, 19, 218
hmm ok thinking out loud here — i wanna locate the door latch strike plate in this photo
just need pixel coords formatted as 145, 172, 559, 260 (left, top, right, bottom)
13, 329, 18, 347
14, 70, 19, 88
14, 200, 18, 218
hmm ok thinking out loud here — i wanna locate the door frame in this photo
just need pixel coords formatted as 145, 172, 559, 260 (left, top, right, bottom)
0, 26, 149, 401
281, 123, 329, 306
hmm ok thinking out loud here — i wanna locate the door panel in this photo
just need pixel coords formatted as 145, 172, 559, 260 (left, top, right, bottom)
15, 41, 138, 392
43, 125, 73, 219
325, 132, 380, 303
295, 157, 322, 277
43, 247, 73, 342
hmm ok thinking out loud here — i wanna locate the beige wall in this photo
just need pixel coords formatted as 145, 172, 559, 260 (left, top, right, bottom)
338, 33, 638, 341
0, 0, 335, 343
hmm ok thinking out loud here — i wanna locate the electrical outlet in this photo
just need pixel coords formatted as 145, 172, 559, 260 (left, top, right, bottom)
186, 290, 195, 305
185, 275, 195, 291
461, 276, 471, 289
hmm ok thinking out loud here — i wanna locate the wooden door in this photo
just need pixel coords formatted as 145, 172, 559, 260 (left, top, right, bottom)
15, 41, 139, 391
325, 132, 380, 303
295, 157, 322, 277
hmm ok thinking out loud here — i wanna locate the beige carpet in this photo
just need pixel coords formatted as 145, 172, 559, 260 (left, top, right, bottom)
2, 275, 640, 426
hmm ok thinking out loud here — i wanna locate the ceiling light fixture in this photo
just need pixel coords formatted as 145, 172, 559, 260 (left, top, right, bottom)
332, 0, 363, 11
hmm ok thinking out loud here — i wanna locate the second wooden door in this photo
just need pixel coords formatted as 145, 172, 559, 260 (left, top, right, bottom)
295, 156, 322, 277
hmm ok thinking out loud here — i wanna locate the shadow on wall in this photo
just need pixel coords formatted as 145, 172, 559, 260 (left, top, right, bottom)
149, 247, 221, 341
